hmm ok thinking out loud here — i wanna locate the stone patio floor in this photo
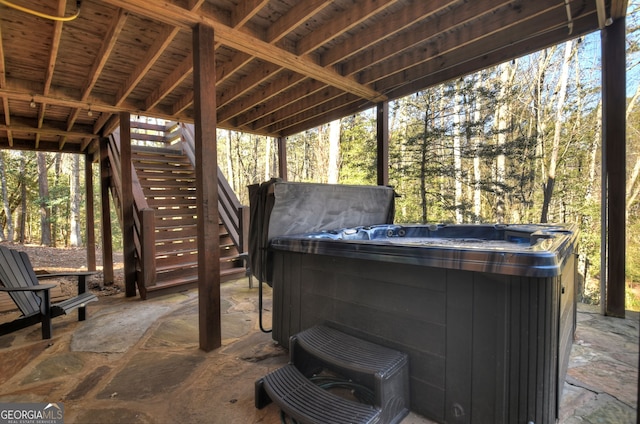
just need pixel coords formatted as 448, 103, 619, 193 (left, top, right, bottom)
0, 277, 637, 423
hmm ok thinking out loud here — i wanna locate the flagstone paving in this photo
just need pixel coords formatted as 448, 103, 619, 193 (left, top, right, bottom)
0, 279, 636, 423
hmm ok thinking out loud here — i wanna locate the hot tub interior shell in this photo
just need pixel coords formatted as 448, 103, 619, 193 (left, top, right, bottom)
269, 224, 577, 424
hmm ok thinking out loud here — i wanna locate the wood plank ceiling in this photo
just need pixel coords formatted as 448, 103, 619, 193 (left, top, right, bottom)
0, 0, 627, 158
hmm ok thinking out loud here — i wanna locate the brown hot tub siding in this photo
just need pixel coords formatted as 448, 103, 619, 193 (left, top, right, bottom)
271, 251, 576, 424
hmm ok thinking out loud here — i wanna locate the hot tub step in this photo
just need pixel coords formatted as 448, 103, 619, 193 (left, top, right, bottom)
290, 325, 409, 424
256, 364, 381, 424
256, 325, 409, 424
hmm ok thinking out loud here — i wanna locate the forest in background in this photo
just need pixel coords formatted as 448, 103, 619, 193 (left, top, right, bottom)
0, 3, 639, 308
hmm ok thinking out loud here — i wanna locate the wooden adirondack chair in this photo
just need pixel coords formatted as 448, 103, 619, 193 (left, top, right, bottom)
0, 245, 98, 339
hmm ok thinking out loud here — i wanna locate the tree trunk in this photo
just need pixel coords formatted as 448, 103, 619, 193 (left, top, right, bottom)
420, 107, 429, 223
18, 152, 27, 243
541, 40, 573, 223
264, 135, 271, 182
0, 152, 13, 241
328, 119, 341, 184
473, 78, 483, 223
37, 152, 52, 246
52, 152, 62, 246
453, 81, 463, 223
226, 130, 235, 193
495, 62, 515, 223
585, 102, 602, 202
70, 154, 82, 247
626, 83, 640, 213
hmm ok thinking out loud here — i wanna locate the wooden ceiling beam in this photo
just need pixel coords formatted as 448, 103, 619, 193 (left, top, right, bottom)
1, 98, 12, 146
232, 0, 270, 28
45, 1, 66, 147
343, 0, 548, 79
44, 1, 66, 96
115, 25, 180, 106
380, 11, 599, 102
0, 83, 192, 126
248, 82, 339, 131
103, 0, 386, 102
0, 138, 89, 154
267, 0, 332, 44
145, 53, 193, 111
0, 25, 10, 146
81, 9, 128, 102
320, 0, 477, 68
222, 0, 459, 130
357, 1, 570, 86
0, 25, 5, 90
141, 0, 208, 113
213, 1, 570, 135
65, 9, 128, 137
218, 62, 281, 108
267, 92, 362, 135
163, 0, 341, 117
251, 0, 594, 136
295, 0, 401, 56
171, 90, 194, 116
217, 71, 302, 125
203, 1, 335, 118
187, 0, 205, 11
0, 123, 98, 140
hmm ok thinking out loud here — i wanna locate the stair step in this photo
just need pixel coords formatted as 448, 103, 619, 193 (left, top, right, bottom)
154, 211, 197, 219
146, 267, 249, 298
132, 160, 193, 169
291, 326, 409, 380
256, 364, 381, 424
138, 179, 196, 188
136, 169, 195, 179
257, 325, 410, 424
129, 146, 248, 297
147, 198, 196, 208
143, 188, 196, 196
156, 229, 197, 241
132, 154, 191, 163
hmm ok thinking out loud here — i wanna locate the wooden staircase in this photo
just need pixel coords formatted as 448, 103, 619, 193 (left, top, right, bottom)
131, 145, 247, 296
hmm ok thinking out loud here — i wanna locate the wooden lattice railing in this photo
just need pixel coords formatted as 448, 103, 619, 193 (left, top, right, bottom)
179, 123, 249, 254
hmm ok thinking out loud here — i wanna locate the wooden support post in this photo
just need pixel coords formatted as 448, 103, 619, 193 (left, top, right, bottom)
602, 17, 626, 318
194, 23, 222, 352
85, 154, 96, 272
120, 112, 137, 298
376, 102, 389, 186
277, 136, 288, 181
99, 137, 114, 286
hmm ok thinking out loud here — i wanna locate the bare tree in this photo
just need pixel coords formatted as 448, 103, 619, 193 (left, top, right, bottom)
18, 152, 27, 243
0, 152, 13, 241
472, 78, 484, 223
541, 40, 574, 222
70, 154, 82, 247
452, 81, 463, 223
494, 61, 516, 222
37, 152, 52, 246
328, 119, 341, 184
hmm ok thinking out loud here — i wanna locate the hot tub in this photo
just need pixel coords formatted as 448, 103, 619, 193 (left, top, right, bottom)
268, 223, 578, 424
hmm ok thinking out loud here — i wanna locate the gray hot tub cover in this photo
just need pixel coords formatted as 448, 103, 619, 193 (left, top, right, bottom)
248, 179, 395, 285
